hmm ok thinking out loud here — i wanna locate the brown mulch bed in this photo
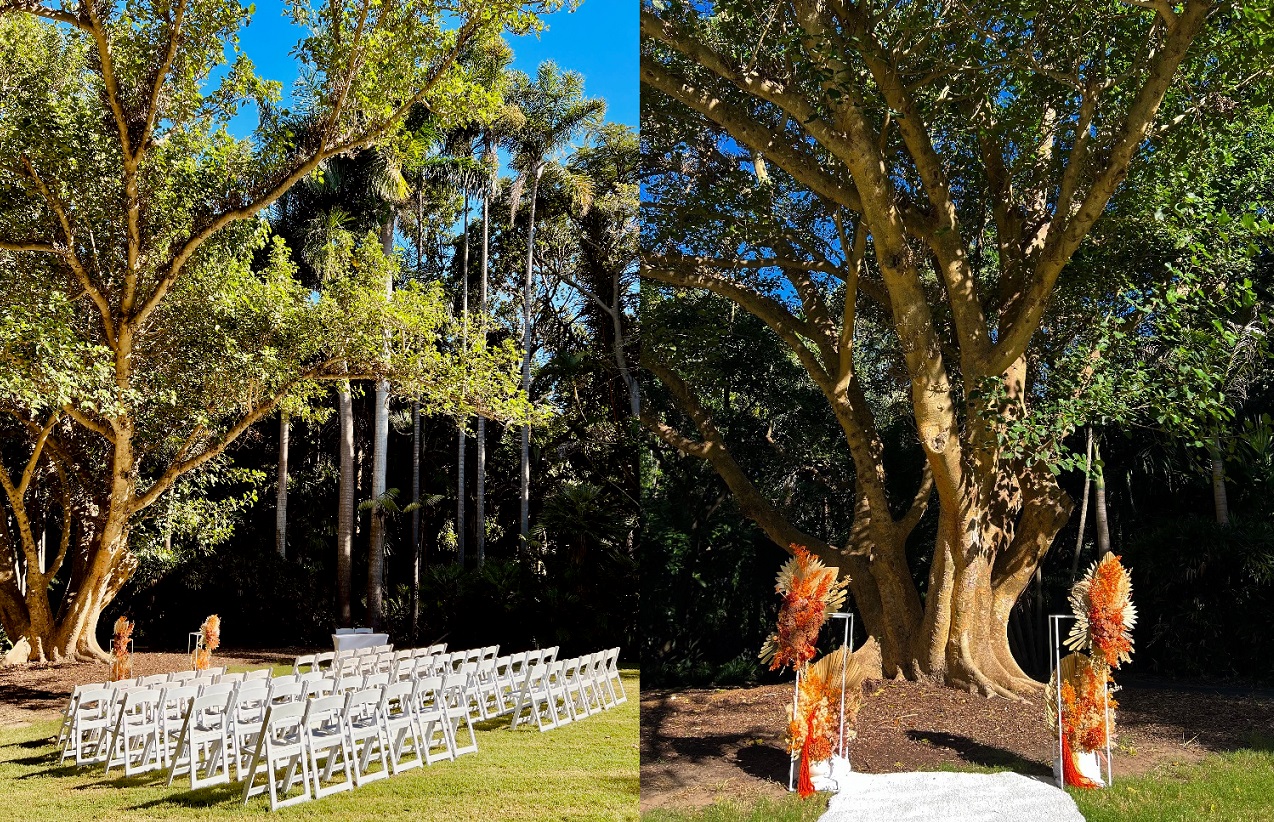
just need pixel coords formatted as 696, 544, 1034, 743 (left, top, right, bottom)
640, 678, 1274, 811
0, 648, 304, 729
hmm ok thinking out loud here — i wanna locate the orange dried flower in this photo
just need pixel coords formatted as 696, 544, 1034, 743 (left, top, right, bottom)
109, 617, 133, 682
1066, 554, 1136, 669
760, 546, 849, 671
192, 614, 221, 671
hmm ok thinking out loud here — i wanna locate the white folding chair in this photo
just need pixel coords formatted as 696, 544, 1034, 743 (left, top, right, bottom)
104, 687, 162, 776
582, 651, 609, 711
604, 647, 627, 704
381, 680, 423, 774
227, 681, 271, 780
67, 686, 115, 766
244, 668, 272, 682
561, 658, 594, 719
157, 684, 198, 767
546, 661, 576, 726
343, 688, 390, 786
166, 691, 232, 789
293, 654, 316, 676
441, 671, 478, 755
509, 665, 557, 732
411, 676, 453, 765
241, 702, 310, 810
335, 674, 363, 695
314, 651, 336, 672
301, 695, 354, 798
58, 684, 105, 759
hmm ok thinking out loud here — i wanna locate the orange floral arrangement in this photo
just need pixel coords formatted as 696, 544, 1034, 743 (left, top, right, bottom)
1048, 554, 1135, 789
761, 547, 856, 799
1066, 554, 1136, 669
109, 617, 133, 682
192, 614, 221, 671
760, 546, 849, 672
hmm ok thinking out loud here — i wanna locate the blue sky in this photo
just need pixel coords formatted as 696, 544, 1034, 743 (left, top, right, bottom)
229, 0, 636, 137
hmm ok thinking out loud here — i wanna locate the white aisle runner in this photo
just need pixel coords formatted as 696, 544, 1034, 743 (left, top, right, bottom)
817, 771, 1086, 822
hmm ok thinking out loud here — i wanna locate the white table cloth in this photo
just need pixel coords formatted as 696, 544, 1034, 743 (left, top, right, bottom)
331, 632, 390, 651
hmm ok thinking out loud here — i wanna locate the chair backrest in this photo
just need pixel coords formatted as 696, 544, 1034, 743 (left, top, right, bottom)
303, 694, 345, 732
159, 684, 198, 721
76, 687, 114, 719
336, 674, 362, 694
199, 681, 235, 701
217, 672, 246, 686
270, 673, 299, 688
307, 677, 337, 699
342, 688, 382, 723
119, 687, 161, 719
230, 682, 269, 726
268, 679, 304, 705
190, 691, 232, 727
293, 654, 316, 674
354, 627, 372, 634
605, 647, 620, 670
383, 680, 414, 720
363, 672, 390, 689
106, 677, 140, 689
315, 651, 336, 668
139, 674, 169, 687
335, 628, 356, 635
244, 667, 271, 681
413, 675, 445, 711
411, 647, 431, 659
262, 701, 306, 747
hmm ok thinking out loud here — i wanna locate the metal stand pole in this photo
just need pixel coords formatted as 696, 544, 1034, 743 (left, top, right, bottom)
789, 611, 855, 792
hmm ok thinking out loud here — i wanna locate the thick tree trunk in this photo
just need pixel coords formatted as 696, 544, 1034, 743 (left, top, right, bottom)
276, 412, 289, 558
1209, 436, 1229, 526
336, 384, 355, 627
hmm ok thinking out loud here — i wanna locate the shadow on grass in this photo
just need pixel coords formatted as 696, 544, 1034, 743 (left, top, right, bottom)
127, 781, 243, 811
905, 730, 1051, 776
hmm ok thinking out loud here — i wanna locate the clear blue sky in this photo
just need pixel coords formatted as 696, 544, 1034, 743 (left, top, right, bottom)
229, 0, 637, 136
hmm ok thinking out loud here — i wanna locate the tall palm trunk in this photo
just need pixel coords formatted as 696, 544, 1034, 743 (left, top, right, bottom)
410, 401, 421, 639
336, 383, 354, 627
1070, 425, 1094, 583
520, 165, 544, 540
1093, 442, 1111, 557
275, 412, 289, 558
367, 216, 395, 629
1209, 436, 1230, 526
458, 193, 469, 566
477, 180, 489, 566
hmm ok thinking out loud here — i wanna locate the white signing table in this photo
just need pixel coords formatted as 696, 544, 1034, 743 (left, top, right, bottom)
331, 632, 390, 651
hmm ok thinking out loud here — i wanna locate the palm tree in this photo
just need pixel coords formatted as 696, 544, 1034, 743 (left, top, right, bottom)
505, 62, 605, 540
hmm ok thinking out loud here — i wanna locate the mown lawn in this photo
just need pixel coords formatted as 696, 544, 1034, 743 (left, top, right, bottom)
0, 671, 638, 821
642, 748, 1274, 822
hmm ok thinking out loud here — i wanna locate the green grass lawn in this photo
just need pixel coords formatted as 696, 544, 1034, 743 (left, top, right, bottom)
0, 671, 638, 821
642, 748, 1274, 822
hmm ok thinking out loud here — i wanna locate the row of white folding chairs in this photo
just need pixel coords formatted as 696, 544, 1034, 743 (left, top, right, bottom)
240, 673, 479, 810
507, 648, 626, 732
61, 666, 473, 775
55, 667, 275, 757
63, 673, 476, 811
292, 643, 414, 676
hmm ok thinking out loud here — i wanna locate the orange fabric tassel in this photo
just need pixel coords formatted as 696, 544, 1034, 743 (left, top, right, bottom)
1061, 735, 1101, 790
797, 714, 816, 798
